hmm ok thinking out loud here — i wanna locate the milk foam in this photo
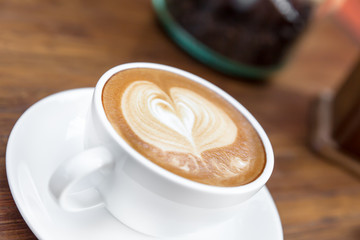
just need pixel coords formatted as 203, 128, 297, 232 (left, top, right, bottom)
102, 68, 266, 186
121, 80, 246, 174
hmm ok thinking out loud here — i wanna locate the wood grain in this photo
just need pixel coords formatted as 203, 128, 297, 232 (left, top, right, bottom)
0, 1, 359, 239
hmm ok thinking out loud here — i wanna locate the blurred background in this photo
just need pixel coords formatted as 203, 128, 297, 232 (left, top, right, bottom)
0, 0, 359, 239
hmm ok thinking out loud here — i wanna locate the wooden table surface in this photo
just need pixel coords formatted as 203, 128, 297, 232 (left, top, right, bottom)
0, 1, 359, 239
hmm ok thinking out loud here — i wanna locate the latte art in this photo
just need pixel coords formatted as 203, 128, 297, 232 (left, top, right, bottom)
121, 81, 238, 157
102, 68, 266, 186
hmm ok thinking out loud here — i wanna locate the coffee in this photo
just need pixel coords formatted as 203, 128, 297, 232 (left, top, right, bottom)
102, 68, 265, 187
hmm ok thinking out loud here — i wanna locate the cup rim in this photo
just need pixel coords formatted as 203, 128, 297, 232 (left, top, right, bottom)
94, 62, 274, 195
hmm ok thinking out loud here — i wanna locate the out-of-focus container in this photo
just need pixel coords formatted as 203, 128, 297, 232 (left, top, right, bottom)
310, 58, 360, 176
153, 0, 314, 79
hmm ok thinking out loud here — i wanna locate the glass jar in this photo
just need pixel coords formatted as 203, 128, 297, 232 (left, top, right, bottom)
153, 0, 314, 79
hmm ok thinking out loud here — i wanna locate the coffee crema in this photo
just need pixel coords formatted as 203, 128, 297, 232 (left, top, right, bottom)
102, 68, 265, 187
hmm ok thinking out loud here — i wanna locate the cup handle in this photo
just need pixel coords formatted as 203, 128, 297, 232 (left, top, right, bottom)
49, 146, 114, 212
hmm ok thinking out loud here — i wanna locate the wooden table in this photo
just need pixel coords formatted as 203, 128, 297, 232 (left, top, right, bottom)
0, 1, 359, 239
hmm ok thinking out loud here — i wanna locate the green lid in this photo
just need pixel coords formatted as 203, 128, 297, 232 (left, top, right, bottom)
152, 0, 281, 79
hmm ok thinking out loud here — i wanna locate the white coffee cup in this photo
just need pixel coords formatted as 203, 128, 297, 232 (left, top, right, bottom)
49, 62, 274, 237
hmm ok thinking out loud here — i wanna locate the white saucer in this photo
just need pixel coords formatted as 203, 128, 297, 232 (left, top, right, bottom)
6, 88, 283, 240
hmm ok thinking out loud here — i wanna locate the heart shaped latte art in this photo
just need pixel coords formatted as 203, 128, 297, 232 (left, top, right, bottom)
121, 81, 238, 157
